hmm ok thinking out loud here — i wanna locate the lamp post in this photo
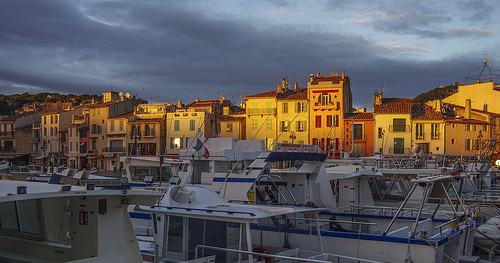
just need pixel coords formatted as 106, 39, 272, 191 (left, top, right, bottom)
289, 131, 296, 144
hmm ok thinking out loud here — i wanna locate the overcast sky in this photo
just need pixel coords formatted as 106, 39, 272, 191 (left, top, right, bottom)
0, 0, 498, 110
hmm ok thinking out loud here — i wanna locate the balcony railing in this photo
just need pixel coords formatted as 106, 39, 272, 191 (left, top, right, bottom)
389, 125, 410, 132
431, 133, 440, 140
415, 133, 425, 140
144, 130, 156, 137
103, 147, 126, 153
0, 131, 15, 137
247, 108, 277, 115
388, 147, 411, 155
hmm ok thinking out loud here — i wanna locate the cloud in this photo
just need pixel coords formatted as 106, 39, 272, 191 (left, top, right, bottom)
0, 0, 495, 110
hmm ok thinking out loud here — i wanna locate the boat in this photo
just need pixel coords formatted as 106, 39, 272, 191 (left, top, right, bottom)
136, 175, 476, 263
0, 180, 161, 262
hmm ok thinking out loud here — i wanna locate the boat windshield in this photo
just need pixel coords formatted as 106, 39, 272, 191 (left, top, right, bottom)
129, 166, 171, 182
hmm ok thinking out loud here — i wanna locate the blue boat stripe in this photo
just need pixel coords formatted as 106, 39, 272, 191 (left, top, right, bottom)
213, 177, 256, 183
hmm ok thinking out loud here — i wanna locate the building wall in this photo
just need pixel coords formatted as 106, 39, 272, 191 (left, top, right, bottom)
411, 120, 445, 154
443, 82, 500, 114
307, 73, 351, 153
374, 114, 412, 155
165, 110, 210, 155
445, 121, 488, 156
343, 118, 374, 157
245, 98, 277, 149
276, 100, 309, 145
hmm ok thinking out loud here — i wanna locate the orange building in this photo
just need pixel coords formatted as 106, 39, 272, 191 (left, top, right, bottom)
343, 112, 374, 157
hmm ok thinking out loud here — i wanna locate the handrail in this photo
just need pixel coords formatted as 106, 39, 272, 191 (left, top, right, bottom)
194, 244, 383, 263
151, 205, 257, 217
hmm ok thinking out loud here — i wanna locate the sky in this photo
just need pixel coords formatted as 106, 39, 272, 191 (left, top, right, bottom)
0, 0, 498, 110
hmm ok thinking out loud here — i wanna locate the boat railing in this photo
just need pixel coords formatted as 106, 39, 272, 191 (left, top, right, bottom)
193, 244, 383, 263
433, 219, 459, 237
289, 217, 377, 232
152, 205, 257, 217
351, 204, 428, 218
137, 237, 158, 263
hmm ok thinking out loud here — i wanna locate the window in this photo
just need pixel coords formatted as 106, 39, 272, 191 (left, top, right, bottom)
145, 124, 152, 136
70, 128, 72, 137
282, 102, 288, 113
44, 116, 47, 124
378, 127, 383, 138
119, 120, 124, 131
415, 123, 423, 139
465, 124, 470, 131
281, 121, 289, 132
393, 119, 406, 132
251, 119, 258, 130
327, 115, 339, 127
431, 124, 439, 140
465, 139, 471, 150
223, 107, 229, 115
50, 127, 53, 136
171, 137, 183, 149
226, 123, 233, 132
92, 140, 96, 150
296, 121, 306, 132
174, 120, 180, 131
70, 142, 73, 151
483, 125, 488, 131
189, 120, 196, 131
320, 93, 330, 106
110, 120, 115, 132
55, 116, 58, 124
50, 116, 53, 124
353, 124, 363, 140
296, 102, 306, 113
451, 138, 456, 144
266, 119, 272, 130
315, 116, 321, 128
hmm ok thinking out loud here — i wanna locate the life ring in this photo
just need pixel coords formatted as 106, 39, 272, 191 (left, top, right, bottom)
253, 246, 270, 263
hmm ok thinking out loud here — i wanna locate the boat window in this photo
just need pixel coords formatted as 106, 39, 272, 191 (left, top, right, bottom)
0, 201, 19, 230
42, 198, 71, 245
130, 166, 171, 182
17, 199, 41, 234
167, 216, 184, 252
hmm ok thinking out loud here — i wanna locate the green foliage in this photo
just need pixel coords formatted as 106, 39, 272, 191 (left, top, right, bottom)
412, 85, 458, 104
0, 92, 105, 115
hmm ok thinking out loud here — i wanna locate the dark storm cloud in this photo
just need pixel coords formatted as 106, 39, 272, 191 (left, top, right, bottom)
0, 0, 494, 109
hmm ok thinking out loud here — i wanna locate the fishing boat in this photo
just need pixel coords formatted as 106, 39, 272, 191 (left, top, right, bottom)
0, 180, 160, 263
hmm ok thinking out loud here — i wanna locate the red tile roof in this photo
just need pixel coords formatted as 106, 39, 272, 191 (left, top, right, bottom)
412, 111, 443, 120
374, 98, 411, 114
345, 112, 374, 120
310, 75, 344, 85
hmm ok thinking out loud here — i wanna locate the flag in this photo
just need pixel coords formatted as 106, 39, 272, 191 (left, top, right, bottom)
202, 147, 210, 159
193, 138, 203, 152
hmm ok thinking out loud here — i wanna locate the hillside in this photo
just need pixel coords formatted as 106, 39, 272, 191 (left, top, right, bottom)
412, 84, 458, 104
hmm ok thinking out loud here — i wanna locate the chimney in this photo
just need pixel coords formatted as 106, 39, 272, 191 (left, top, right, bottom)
276, 81, 282, 93
294, 81, 298, 90
436, 100, 441, 113
310, 74, 314, 82
177, 100, 182, 108
465, 99, 471, 119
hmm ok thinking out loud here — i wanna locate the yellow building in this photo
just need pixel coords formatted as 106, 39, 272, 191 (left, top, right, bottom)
411, 107, 445, 154
444, 118, 489, 158
307, 72, 352, 154
87, 91, 135, 171
244, 78, 308, 149
443, 81, 500, 114
373, 92, 412, 155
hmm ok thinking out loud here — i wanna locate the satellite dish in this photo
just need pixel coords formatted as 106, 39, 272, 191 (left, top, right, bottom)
119, 92, 123, 96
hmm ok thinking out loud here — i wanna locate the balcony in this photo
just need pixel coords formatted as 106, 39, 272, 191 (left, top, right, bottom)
0, 131, 15, 138
431, 133, 440, 140
389, 125, 410, 132
103, 147, 126, 153
415, 133, 425, 140
247, 108, 277, 115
